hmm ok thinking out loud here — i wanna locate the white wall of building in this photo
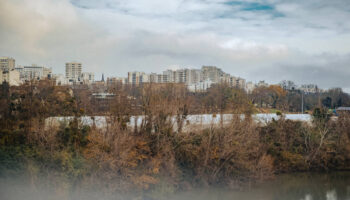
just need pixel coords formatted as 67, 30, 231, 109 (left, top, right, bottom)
1, 69, 21, 86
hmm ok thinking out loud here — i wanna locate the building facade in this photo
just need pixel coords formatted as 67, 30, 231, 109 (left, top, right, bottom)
300, 84, 318, 94
107, 77, 126, 85
52, 74, 68, 85
65, 62, 82, 82
0, 57, 15, 72
80, 72, 95, 84
230, 76, 246, 89
187, 79, 214, 92
0, 69, 21, 86
245, 81, 256, 93
16, 64, 52, 81
127, 71, 147, 85
201, 66, 227, 83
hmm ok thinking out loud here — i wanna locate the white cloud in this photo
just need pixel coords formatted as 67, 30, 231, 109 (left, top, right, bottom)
1, 0, 350, 90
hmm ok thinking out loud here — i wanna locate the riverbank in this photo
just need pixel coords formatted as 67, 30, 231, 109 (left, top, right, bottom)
2, 113, 350, 198
1, 172, 350, 200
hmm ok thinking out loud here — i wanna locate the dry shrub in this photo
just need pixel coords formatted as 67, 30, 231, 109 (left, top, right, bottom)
82, 125, 179, 193
252, 154, 275, 181
175, 116, 272, 186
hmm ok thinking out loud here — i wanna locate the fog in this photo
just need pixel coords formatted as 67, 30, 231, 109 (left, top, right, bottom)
2, 172, 350, 200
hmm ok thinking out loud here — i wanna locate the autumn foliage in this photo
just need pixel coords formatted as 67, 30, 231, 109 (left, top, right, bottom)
1, 80, 350, 198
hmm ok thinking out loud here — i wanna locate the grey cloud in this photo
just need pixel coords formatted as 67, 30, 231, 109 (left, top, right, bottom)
0, 0, 350, 90
251, 53, 350, 91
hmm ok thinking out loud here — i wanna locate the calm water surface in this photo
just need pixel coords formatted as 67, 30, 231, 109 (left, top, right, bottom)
1, 172, 349, 200
168, 172, 350, 200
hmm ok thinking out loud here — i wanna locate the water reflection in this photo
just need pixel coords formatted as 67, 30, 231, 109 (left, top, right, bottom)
168, 172, 350, 200
301, 190, 340, 200
301, 194, 312, 200
1, 172, 349, 200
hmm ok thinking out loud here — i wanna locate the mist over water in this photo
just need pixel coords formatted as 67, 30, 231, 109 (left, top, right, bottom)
1, 172, 350, 200
167, 173, 350, 200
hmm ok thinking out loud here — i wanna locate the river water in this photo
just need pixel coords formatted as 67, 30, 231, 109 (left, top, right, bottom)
168, 172, 350, 200
0, 172, 349, 199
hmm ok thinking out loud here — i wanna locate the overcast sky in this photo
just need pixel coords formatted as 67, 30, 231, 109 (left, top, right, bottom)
1, 0, 350, 91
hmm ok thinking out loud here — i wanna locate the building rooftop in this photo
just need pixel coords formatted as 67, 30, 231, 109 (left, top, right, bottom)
336, 107, 350, 111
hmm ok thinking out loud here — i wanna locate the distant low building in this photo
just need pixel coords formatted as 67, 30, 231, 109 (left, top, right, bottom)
187, 79, 214, 92
257, 80, 269, 88
16, 64, 52, 81
80, 72, 94, 84
52, 74, 68, 85
336, 107, 350, 115
91, 93, 116, 113
299, 84, 319, 94
245, 81, 256, 93
107, 77, 126, 85
0, 69, 21, 86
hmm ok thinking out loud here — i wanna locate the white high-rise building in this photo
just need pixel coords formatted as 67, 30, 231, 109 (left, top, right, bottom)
175, 69, 187, 83
230, 76, 246, 89
186, 69, 201, 85
163, 70, 176, 83
65, 62, 82, 82
141, 73, 150, 83
16, 64, 52, 81
201, 66, 226, 83
127, 71, 147, 85
0, 57, 15, 72
149, 73, 158, 83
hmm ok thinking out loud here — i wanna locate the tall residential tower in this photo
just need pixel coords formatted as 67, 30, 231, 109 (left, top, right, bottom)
65, 62, 82, 82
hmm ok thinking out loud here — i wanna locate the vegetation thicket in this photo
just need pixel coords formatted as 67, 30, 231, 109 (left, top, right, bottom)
1, 80, 350, 198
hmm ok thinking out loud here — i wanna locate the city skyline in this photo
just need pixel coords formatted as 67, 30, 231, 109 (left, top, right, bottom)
0, 55, 325, 97
1, 0, 350, 91
0, 55, 340, 94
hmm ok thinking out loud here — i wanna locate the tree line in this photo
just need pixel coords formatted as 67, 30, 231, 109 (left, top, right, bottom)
0, 80, 350, 199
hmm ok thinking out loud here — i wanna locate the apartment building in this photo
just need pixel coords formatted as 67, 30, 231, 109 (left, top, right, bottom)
16, 64, 52, 81
125, 66, 249, 92
0, 69, 21, 86
65, 62, 82, 82
186, 69, 201, 85
201, 66, 226, 83
0, 57, 15, 72
230, 76, 246, 89
107, 77, 126, 85
162, 70, 176, 83
127, 71, 147, 85
80, 72, 95, 84
52, 74, 68, 86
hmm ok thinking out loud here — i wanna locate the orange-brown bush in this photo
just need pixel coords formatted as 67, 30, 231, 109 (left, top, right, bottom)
2, 81, 350, 197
